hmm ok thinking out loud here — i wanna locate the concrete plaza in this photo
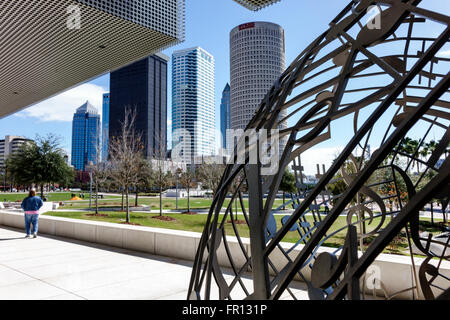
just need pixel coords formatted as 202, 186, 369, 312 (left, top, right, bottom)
0, 226, 193, 300
0, 226, 308, 300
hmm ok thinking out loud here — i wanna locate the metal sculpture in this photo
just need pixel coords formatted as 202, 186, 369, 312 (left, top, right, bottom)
188, 0, 450, 300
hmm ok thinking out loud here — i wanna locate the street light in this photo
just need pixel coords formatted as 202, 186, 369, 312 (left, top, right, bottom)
88, 161, 93, 209
176, 174, 179, 210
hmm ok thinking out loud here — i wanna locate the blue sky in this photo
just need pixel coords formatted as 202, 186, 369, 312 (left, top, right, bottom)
0, 0, 449, 174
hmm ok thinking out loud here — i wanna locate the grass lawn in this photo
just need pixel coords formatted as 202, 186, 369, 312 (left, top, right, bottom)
0, 192, 120, 202
60, 197, 291, 211
43, 210, 437, 255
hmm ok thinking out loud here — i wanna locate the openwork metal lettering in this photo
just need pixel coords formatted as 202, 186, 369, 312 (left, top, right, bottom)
188, 0, 450, 300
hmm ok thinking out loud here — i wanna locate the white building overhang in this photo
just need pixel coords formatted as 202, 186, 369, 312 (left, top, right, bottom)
0, 0, 185, 118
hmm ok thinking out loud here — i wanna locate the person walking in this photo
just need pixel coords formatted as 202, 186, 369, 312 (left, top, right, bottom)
21, 189, 44, 238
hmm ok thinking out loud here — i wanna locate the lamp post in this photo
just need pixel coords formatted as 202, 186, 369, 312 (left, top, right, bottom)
88, 161, 93, 210
175, 167, 180, 210
176, 176, 179, 210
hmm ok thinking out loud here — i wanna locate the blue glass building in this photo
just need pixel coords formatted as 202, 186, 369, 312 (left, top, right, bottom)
172, 47, 215, 162
71, 101, 101, 171
102, 93, 110, 161
220, 83, 230, 150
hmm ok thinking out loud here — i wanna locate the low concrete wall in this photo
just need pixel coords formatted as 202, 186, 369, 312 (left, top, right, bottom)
0, 201, 55, 213
0, 210, 448, 300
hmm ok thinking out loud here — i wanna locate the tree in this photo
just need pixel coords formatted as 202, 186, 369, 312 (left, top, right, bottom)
151, 133, 174, 217
0, 161, 14, 192
7, 134, 74, 197
228, 171, 246, 222
109, 108, 143, 223
86, 127, 111, 215
153, 164, 173, 217
279, 170, 296, 210
134, 158, 154, 207
196, 162, 225, 199
87, 161, 111, 215
178, 167, 197, 213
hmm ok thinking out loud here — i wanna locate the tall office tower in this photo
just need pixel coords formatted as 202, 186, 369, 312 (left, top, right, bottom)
101, 93, 110, 161
0, 136, 33, 170
229, 22, 287, 153
172, 47, 215, 162
220, 83, 231, 151
109, 53, 169, 159
71, 101, 101, 171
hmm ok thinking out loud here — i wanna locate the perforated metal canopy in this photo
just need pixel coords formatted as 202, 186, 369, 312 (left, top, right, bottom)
232, 0, 281, 11
0, 0, 185, 118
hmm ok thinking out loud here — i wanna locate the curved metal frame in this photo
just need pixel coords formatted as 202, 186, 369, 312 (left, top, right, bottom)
189, 0, 450, 300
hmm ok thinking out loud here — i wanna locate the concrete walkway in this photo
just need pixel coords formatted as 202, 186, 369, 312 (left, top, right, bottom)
0, 226, 196, 300
0, 226, 308, 300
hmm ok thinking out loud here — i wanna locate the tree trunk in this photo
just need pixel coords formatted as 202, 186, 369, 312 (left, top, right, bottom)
125, 187, 130, 223
159, 185, 163, 216
121, 189, 124, 211
95, 182, 99, 215
40, 184, 44, 199
235, 197, 238, 221
282, 191, 286, 210
135, 188, 139, 207
187, 187, 190, 213
431, 202, 434, 224
442, 200, 448, 224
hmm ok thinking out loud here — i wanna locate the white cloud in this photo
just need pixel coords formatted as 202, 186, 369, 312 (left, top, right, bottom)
14, 83, 107, 122
300, 146, 345, 175
437, 50, 450, 57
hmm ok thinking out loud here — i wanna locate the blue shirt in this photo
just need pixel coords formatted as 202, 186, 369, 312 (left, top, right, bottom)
21, 196, 44, 212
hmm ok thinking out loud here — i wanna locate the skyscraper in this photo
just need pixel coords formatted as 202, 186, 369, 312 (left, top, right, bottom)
172, 47, 215, 162
109, 53, 169, 158
220, 83, 231, 150
71, 101, 100, 171
0, 135, 33, 171
102, 93, 110, 161
229, 22, 287, 152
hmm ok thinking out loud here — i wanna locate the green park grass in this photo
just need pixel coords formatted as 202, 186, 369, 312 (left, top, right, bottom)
60, 197, 288, 211
0, 192, 119, 203
7, 192, 444, 256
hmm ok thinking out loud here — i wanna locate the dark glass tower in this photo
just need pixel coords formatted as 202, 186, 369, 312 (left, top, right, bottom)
102, 93, 110, 161
109, 53, 169, 158
220, 83, 231, 150
71, 101, 100, 171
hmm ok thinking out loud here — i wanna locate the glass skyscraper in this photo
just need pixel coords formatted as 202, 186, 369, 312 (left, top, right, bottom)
172, 47, 215, 162
102, 93, 110, 161
109, 54, 168, 158
220, 83, 231, 150
71, 101, 101, 171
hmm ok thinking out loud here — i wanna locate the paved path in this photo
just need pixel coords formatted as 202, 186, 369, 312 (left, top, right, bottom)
0, 226, 308, 300
0, 227, 196, 300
